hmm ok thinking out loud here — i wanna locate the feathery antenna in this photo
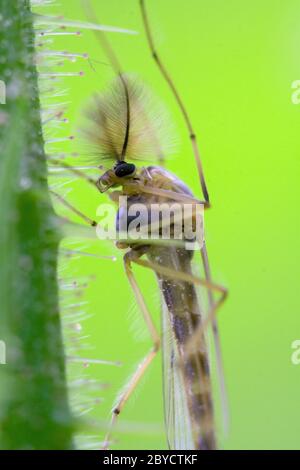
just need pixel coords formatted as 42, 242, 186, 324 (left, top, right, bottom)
82, 75, 172, 163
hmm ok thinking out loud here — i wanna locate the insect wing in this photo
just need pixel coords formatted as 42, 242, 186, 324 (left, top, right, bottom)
161, 299, 194, 450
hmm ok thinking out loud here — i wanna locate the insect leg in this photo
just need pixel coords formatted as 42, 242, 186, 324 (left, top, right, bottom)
131, 257, 227, 356
201, 241, 229, 431
138, 164, 228, 427
49, 158, 98, 189
132, 182, 209, 207
52, 191, 160, 447
50, 190, 97, 227
131, 255, 227, 442
102, 247, 160, 450
131, 184, 225, 354
139, 0, 209, 203
139, 1, 227, 403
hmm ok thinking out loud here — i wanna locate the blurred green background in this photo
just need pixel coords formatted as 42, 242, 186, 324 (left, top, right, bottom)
38, 0, 300, 449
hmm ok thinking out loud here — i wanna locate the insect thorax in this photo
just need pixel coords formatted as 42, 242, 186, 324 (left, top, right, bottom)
115, 166, 197, 249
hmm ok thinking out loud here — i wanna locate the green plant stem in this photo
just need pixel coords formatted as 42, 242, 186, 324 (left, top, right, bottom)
0, 0, 73, 449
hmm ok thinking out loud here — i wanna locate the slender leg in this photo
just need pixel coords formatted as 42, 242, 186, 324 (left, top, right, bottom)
131, 257, 227, 356
51, 190, 159, 450
82, 0, 123, 75
139, 3, 228, 415
130, 181, 209, 207
50, 190, 97, 227
139, 0, 209, 203
49, 158, 98, 188
123, 190, 204, 245
130, 254, 227, 445
102, 248, 160, 450
201, 242, 229, 431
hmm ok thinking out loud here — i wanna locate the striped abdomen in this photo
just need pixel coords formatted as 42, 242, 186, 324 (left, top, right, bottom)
148, 245, 216, 450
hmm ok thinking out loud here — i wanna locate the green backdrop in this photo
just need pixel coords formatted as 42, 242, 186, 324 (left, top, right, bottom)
39, 0, 300, 449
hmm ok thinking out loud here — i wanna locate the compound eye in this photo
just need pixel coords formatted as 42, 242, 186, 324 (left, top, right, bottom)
114, 162, 136, 177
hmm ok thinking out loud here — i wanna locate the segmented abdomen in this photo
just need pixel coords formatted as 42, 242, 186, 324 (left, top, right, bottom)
148, 245, 216, 450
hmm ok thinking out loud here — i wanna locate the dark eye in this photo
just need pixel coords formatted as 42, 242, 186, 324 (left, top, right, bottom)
114, 162, 136, 177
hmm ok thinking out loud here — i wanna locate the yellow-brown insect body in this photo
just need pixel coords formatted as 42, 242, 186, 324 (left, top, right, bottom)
68, 0, 227, 449
152, 245, 216, 450
116, 166, 216, 449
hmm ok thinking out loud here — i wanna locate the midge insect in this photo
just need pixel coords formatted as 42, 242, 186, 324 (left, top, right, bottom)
51, 0, 228, 450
